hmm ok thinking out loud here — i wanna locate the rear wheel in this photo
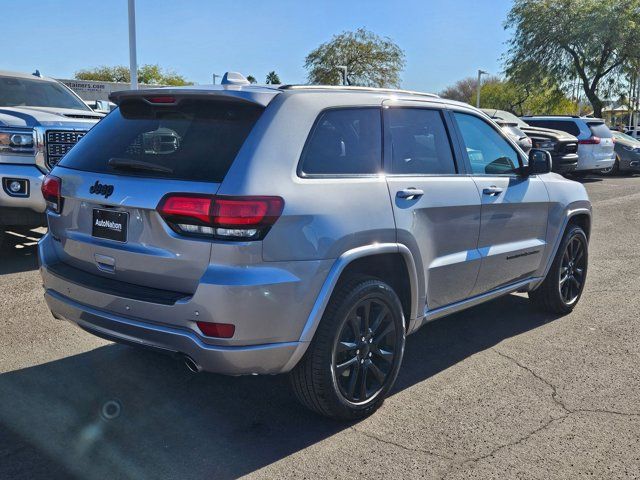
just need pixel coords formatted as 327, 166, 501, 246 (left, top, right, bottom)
529, 225, 588, 314
599, 155, 620, 176
289, 276, 405, 420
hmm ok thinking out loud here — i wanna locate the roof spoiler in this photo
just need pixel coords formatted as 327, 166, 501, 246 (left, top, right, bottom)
109, 86, 279, 108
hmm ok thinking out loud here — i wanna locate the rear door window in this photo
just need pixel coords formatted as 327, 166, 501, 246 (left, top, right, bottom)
299, 108, 382, 175
525, 119, 580, 136
58, 99, 263, 182
385, 108, 457, 174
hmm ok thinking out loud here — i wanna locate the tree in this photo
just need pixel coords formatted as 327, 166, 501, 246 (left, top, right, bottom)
304, 28, 405, 87
479, 78, 576, 115
265, 71, 281, 84
75, 64, 192, 86
504, 0, 640, 117
439, 75, 576, 115
246, 75, 257, 84
439, 77, 479, 102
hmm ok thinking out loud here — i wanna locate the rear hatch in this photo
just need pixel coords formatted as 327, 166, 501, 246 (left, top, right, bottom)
586, 120, 614, 159
47, 92, 269, 294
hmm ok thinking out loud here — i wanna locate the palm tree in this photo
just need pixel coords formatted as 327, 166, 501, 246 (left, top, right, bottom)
265, 71, 281, 85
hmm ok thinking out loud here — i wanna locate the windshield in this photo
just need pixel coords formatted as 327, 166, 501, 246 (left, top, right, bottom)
0, 76, 90, 110
612, 131, 638, 143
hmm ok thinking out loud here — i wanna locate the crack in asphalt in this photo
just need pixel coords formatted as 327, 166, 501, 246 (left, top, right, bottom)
350, 426, 454, 460
491, 348, 571, 413
436, 348, 640, 479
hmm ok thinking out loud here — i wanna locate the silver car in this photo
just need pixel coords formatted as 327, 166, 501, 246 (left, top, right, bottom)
39, 75, 592, 419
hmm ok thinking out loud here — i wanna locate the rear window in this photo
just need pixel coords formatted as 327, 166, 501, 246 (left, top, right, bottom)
299, 108, 382, 175
587, 122, 612, 138
525, 119, 580, 137
58, 99, 263, 182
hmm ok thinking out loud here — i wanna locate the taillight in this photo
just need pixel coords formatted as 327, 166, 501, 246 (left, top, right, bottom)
157, 194, 284, 240
196, 321, 235, 338
41, 175, 62, 213
579, 136, 601, 145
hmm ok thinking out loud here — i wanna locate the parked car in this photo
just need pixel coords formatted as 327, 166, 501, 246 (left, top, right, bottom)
482, 109, 579, 173
624, 127, 640, 140
523, 116, 614, 174
39, 74, 592, 420
599, 130, 640, 175
0, 70, 102, 241
494, 119, 532, 154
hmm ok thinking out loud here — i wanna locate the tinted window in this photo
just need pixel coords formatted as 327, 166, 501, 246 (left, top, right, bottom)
587, 122, 612, 138
454, 112, 520, 175
387, 108, 456, 174
59, 99, 263, 182
0, 76, 90, 110
300, 108, 381, 175
525, 119, 580, 136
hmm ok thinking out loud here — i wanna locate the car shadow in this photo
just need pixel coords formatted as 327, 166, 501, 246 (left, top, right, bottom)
570, 175, 603, 184
0, 228, 44, 275
0, 294, 561, 480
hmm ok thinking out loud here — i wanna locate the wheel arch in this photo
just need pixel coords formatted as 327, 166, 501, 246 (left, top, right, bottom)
538, 205, 592, 284
298, 244, 419, 344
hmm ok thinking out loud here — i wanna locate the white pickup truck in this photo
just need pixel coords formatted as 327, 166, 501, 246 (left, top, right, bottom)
0, 70, 103, 240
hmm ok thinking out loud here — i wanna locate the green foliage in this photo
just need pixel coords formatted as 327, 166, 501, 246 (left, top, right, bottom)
504, 0, 640, 117
75, 64, 192, 86
479, 78, 577, 115
265, 71, 281, 84
246, 75, 257, 84
304, 28, 405, 87
440, 75, 577, 115
439, 77, 478, 102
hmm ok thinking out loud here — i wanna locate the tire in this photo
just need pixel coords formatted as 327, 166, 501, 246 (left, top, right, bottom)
598, 155, 620, 176
529, 224, 588, 314
289, 276, 405, 420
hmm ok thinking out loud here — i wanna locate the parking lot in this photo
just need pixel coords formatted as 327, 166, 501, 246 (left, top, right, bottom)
0, 174, 638, 479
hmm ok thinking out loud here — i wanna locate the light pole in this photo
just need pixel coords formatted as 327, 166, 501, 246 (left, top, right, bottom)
476, 69, 488, 108
336, 65, 348, 86
128, 0, 138, 89
212, 73, 221, 84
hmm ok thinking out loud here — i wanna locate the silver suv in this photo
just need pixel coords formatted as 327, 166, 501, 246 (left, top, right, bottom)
39, 77, 592, 419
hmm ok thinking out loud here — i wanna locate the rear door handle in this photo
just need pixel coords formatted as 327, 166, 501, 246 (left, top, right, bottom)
482, 186, 504, 196
396, 188, 424, 199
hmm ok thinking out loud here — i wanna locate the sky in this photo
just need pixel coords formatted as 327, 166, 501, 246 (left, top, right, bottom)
4, 0, 514, 94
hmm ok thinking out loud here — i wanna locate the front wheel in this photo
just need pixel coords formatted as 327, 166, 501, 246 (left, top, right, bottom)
529, 225, 588, 314
289, 276, 405, 420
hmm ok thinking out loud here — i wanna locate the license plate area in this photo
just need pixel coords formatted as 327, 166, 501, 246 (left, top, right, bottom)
92, 209, 128, 242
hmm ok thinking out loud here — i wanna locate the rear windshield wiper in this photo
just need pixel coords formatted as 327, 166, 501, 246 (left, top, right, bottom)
107, 157, 174, 174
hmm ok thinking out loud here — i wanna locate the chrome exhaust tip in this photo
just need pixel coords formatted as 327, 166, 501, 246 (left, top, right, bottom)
183, 355, 201, 373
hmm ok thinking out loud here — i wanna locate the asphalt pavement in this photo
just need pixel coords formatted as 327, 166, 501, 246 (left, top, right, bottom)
0, 175, 638, 479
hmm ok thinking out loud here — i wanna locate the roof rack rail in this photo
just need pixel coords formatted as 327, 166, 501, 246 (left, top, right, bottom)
521, 114, 581, 118
278, 84, 439, 98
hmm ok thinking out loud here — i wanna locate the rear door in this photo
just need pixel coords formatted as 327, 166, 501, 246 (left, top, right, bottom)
383, 101, 482, 310
450, 110, 549, 295
47, 96, 265, 293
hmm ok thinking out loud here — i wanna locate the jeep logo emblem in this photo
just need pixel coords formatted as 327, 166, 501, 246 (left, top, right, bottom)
89, 181, 114, 199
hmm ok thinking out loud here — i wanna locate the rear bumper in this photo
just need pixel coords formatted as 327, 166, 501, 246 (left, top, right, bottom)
44, 289, 303, 375
575, 151, 615, 171
39, 234, 331, 375
0, 163, 46, 214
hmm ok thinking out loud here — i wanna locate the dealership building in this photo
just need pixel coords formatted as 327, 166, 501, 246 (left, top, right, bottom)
58, 79, 167, 101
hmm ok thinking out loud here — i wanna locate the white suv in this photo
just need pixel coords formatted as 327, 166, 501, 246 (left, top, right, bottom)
523, 116, 614, 173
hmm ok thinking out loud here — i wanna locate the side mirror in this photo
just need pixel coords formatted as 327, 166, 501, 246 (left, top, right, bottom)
527, 149, 552, 175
